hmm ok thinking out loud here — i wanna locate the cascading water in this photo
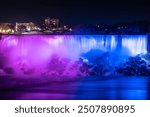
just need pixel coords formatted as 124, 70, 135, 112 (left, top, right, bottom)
122, 35, 147, 56
0, 34, 148, 77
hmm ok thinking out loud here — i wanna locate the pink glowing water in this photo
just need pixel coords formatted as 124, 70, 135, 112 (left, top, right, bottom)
0, 34, 148, 78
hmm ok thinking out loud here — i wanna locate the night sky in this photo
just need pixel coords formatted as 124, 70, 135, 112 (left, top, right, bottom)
0, 0, 150, 24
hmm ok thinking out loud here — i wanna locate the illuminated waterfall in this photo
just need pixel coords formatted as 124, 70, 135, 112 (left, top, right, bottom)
0, 34, 148, 64
122, 35, 147, 55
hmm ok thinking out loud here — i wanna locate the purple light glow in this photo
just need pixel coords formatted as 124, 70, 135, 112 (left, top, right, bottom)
0, 35, 148, 78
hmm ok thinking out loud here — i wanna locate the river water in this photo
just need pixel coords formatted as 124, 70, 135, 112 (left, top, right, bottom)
0, 76, 150, 100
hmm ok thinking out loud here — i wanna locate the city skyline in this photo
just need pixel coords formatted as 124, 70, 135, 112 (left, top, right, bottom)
0, 0, 150, 24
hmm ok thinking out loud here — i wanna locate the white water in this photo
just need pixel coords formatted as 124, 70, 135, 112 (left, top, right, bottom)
0, 35, 148, 63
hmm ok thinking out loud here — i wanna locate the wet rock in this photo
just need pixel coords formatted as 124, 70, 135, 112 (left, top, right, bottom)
0, 53, 7, 69
115, 55, 150, 76
24, 69, 34, 75
3, 67, 14, 74
0, 69, 5, 75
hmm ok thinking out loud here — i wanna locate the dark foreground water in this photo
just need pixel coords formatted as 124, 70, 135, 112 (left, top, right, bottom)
0, 76, 150, 100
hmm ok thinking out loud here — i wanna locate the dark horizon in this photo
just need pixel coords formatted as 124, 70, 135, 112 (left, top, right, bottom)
0, 0, 150, 25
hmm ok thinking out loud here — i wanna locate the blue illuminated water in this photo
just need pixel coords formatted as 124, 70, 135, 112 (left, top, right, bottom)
0, 35, 149, 100
0, 76, 150, 100
0, 35, 148, 59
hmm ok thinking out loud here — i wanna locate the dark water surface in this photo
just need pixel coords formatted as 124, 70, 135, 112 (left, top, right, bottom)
0, 76, 150, 100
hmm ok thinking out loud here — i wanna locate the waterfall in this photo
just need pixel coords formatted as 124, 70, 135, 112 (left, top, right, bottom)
122, 35, 147, 55
0, 34, 148, 64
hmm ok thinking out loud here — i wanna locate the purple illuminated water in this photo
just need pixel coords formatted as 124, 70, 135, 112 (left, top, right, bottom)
0, 35, 148, 78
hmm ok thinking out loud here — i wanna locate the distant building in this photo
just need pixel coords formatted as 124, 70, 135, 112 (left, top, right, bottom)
15, 22, 41, 32
0, 23, 15, 34
0, 18, 72, 34
45, 17, 59, 28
